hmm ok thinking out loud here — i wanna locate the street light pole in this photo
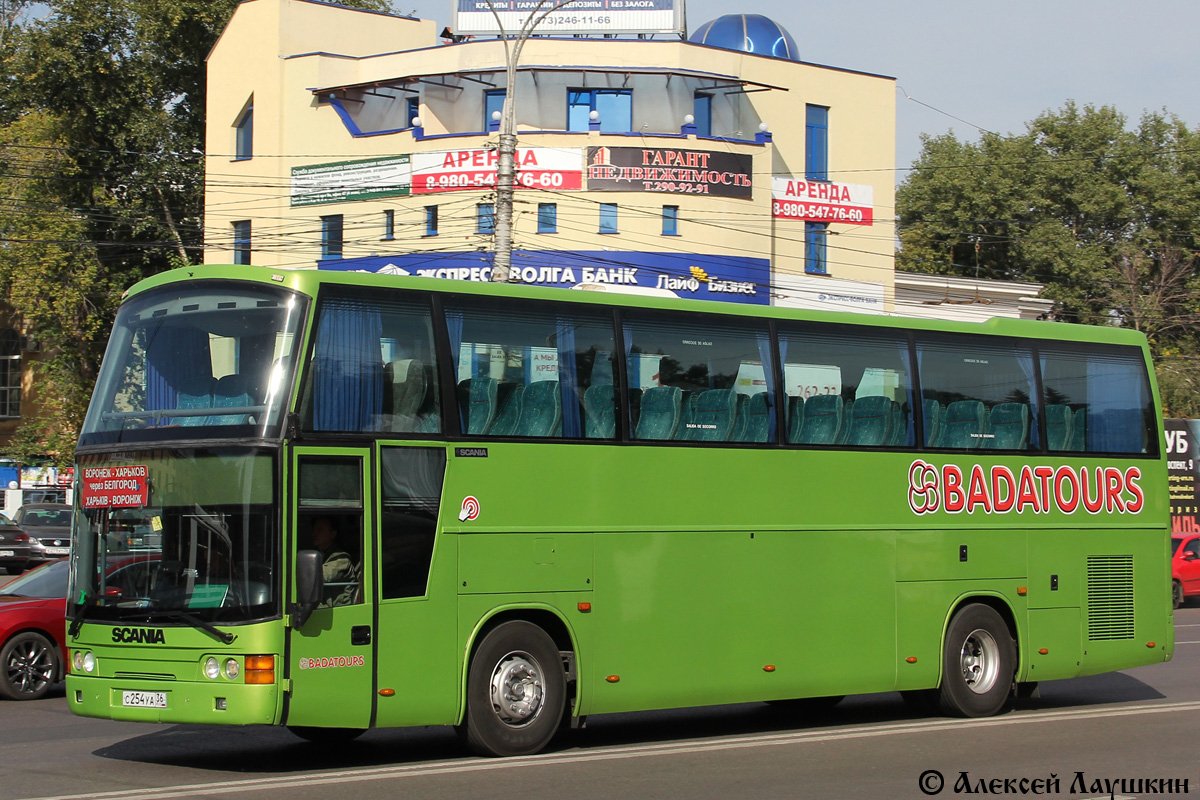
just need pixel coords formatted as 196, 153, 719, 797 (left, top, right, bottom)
485, 0, 581, 282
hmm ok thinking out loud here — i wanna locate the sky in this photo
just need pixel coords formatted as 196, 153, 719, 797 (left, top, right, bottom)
398, 0, 1200, 181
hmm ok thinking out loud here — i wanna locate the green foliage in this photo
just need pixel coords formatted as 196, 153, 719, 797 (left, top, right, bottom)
897, 102, 1200, 417
0, 0, 398, 461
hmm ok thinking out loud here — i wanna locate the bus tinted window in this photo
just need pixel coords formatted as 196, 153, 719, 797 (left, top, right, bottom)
445, 297, 617, 439
380, 447, 446, 599
1040, 344, 1156, 455
300, 290, 440, 434
624, 312, 774, 443
779, 326, 912, 447
917, 336, 1038, 451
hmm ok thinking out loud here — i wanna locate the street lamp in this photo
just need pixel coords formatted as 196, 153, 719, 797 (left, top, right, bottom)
484, 0, 583, 282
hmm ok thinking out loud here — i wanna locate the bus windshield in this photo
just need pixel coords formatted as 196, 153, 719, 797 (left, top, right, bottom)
79, 282, 308, 447
69, 450, 279, 625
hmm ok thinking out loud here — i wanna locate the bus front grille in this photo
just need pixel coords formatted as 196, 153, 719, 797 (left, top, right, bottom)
1086, 555, 1135, 641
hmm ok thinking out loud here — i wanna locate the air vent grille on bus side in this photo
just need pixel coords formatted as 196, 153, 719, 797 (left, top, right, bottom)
1085, 555, 1135, 641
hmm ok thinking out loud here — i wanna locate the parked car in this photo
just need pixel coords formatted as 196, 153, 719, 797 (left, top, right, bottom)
10, 504, 73, 570
0, 515, 35, 575
1173, 535, 1200, 609
0, 559, 69, 699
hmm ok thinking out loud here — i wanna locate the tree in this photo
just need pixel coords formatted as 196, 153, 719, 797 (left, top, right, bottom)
897, 102, 1200, 416
0, 0, 398, 461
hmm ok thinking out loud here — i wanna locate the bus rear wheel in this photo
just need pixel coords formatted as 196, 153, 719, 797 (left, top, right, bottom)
459, 620, 565, 757
938, 603, 1015, 718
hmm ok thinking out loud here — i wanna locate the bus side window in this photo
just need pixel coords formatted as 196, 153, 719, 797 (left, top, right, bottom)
380, 447, 447, 599
1039, 344, 1156, 455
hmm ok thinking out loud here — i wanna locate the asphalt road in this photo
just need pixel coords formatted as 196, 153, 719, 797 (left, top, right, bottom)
2, 605, 1198, 800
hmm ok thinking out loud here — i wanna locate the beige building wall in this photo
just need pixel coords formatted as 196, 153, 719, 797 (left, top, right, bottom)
205, 0, 896, 305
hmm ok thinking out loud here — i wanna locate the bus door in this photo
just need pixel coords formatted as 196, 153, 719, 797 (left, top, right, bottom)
285, 448, 376, 730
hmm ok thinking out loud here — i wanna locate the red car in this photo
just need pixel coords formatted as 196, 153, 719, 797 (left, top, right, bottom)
1172, 535, 1200, 609
0, 559, 69, 700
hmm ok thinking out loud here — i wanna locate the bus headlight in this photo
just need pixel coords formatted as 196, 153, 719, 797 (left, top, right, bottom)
72, 650, 96, 674
204, 657, 220, 680
224, 659, 239, 680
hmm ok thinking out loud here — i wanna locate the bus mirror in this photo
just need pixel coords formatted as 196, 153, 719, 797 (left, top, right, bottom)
293, 549, 324, 628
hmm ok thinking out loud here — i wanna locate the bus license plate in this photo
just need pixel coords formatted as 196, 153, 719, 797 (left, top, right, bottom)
122, 691, 167, 708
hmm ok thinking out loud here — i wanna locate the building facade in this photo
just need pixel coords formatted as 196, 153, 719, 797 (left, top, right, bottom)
203, 0, 899, 312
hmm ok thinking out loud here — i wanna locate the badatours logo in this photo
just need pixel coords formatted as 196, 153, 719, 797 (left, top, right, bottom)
907, 459, 1144, 516
111, 627, 166, 644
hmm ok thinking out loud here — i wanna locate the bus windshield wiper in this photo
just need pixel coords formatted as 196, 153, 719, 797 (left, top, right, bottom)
155, 610, 237, 645
69, 593, 96, 638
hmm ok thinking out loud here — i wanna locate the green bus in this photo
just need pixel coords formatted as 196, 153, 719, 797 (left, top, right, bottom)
66, 265, 1172, 756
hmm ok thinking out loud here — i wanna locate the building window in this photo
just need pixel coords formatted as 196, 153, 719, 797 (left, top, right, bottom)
321, 214, 343, 258
0, 329, 19, 419
477, 203, 495, 234
693, 93, 712, 137
485, 90, 506, 132
599, 203, 618, 234
232, 220, 251, 265
382, 210, 395, 240
567, 89, 632, 132
234, 98, 253, 160
806, 104, 829, 181
805, 222, 827, 275
425, 205, 438, 236
537, 203, 557, 233
406, 97, 420, 128
662, 205, 679, 236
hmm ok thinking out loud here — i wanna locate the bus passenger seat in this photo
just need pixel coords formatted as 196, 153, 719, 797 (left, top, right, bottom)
740, 392, 771, 442
888, 401, 908, 446
515, 380, 562, 437
937, 400, 987, 449
730, 393, 749, 441
675, 391, 699, 440
489, 383, 525, 436
796, 394, 843, 445
1045, 404, 1073, 450
922, 399, 943, 446
1069, 407, 1087, 451
212, 374, 253, 424
634, 386, 681, 440
786, 396, 806, 443
692, 388, 738, 441
457, 377, 498, 435
584, 384, 616, 438
986, 402, 1030, 450
176, 376, 214, 426
844, 395, 893, 447
836, 401, 854, 444
385, 358, 427, 432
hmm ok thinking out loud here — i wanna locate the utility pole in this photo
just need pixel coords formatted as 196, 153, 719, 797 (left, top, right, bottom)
486, 0, 582, 282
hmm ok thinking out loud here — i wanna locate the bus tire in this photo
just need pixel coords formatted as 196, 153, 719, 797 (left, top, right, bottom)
459, 620, 565, 757
1173, 580, 1184, 610
938, 603, 1015, 718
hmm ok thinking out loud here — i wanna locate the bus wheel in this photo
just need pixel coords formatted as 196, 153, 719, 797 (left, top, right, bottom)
287, 726, 365, 744
1173, 580, 1184, 610
938, 604, 1015, 718
459, 620, 565, 757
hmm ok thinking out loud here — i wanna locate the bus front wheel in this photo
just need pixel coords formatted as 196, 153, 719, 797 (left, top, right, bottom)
459, 620, 565, 757
938, 603, 1015, 718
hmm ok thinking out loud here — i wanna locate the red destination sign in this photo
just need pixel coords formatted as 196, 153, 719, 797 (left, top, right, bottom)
81, 465, 149, 509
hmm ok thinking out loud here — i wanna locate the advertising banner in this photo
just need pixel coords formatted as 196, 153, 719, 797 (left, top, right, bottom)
771, 177, 874, 225
321, 250, 770, 305
453, 0, 683, 37
291, 156, 412, 206
411, 148, 583, 194
587, 146, 753, 199
1167, 419, 1200, 534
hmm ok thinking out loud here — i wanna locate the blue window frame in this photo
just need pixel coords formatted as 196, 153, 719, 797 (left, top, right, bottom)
382, 209, 395, 240
805, 222, 827, 275
425, 205, 438, 236
232, 220, 251, 265
599, 203, 618, 234
567, 89, 632, 132
234, 99, 253, 160
321, 214, 343, 259
806, 105, 829, 181
537, 203, 557, 233
662, 205, 679, 236
485, 90, 506, 131
406, 97, 420, 128
477, 203, 495, 234
693, 93, 712, 137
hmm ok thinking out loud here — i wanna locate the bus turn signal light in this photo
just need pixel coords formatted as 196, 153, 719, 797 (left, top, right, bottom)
577, 602, 591, 613
605, 675, 620, 683
763, 665, 775, 673
1038, 648, 1049, 655
379, 688, 396, 697
1147, 642, 1156, 649
1017, 587, 1028, 596
905, 657, 918, 664
244, 655, 275, 685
